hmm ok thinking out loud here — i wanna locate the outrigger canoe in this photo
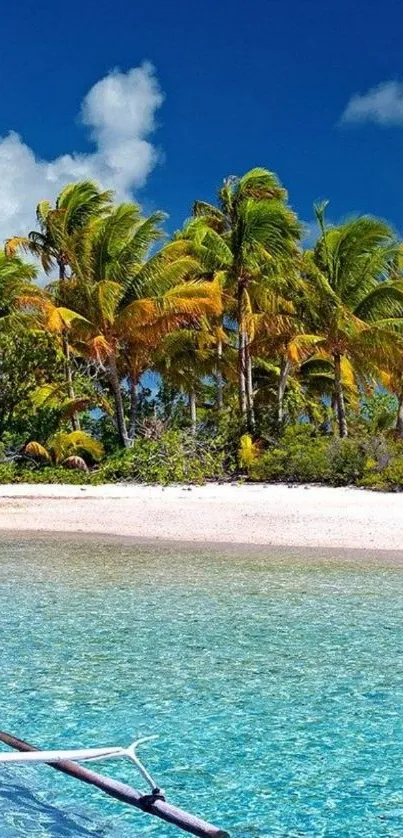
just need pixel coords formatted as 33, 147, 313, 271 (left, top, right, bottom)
0, 731, 229, 838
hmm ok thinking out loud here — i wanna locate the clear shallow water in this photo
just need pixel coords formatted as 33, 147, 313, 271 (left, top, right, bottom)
0, 541, 403, 837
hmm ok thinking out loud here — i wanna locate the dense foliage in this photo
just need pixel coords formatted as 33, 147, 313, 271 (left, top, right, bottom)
2, 170, 403, 488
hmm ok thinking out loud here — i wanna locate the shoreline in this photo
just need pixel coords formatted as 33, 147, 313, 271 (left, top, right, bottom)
0, 482, 402, 556
2, 528, 403, 564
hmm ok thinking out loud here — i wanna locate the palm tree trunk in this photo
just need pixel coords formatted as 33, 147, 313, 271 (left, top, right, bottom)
128, 374, 137, 440
237, 283, 248, 422
63, 337, 80, 432
278, 357, 290, 427
108, 352, 130, 449
58, 260, 80, 432
238, 330, 248, 421
245, 340, 255, 430
396, 389, 403, 437
216, 338, 224, 410
333, 353, 348, 438
190, 390, 197, 436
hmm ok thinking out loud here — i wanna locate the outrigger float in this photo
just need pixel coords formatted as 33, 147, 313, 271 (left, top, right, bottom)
0, 731, 229, 838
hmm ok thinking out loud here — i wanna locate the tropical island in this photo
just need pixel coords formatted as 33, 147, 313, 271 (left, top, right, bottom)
0, 167, 402, 495
2, 172, 403, 830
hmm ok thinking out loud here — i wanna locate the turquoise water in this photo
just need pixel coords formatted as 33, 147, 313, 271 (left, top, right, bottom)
0, 540, 403, 836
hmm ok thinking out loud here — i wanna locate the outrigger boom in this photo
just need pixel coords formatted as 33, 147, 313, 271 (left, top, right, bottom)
0, 736, 160, 792
0, 731, 229, 838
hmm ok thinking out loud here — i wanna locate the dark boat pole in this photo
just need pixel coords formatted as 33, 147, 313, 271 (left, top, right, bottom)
0, 732, 229, 838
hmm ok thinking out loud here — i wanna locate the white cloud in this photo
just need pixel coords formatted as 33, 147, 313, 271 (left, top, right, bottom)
340, 80, 403, 126
0, 62, 163, 247
302, 220, 318, 248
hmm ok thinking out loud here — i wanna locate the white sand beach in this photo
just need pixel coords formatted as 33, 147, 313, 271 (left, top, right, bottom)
0, 482, 401, 553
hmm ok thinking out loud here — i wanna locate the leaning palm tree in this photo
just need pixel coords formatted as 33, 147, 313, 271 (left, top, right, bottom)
6, 181, 113, 430
189, 168, 301, 428
304, 204, 403, 436
6, 181, 113, 278
67, 279, 222, 447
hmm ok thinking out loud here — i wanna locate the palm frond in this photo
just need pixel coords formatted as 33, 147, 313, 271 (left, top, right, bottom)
237, 167, 288, 202
24, 441, 51, 461
48, 431, 104, 464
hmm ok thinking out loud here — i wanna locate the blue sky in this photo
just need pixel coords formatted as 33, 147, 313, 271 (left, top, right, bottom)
1, 0, 403, 243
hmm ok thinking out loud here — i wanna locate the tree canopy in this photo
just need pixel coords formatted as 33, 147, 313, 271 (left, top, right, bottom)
2, 169, 403, 484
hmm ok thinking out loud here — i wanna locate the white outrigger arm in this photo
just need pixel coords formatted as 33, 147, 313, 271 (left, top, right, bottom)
0, 736, 160, 793
0, 730, 229, 837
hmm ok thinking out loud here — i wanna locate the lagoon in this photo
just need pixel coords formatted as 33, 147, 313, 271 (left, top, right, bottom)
0, 539, 402, 836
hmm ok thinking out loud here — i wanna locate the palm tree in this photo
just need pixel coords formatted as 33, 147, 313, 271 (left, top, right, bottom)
190, 168, 301, 428
155, 327, 219, 434
6, 181, 113, 430
0, 249, 37, 322
24, 431, 103, 471
377, 354, 403, 437
252, 318, 322, 427
304, 204, 403, 437
299, 354, 360, 431
51, 203, 223, 447
6, 181, 112, 278
393, 378, 403, 437
171, 225, 233, 413
76, 200, 166, 440
29, 380, 113, 428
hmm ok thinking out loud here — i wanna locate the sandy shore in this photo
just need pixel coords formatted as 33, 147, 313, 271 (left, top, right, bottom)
0, 482, 401, 553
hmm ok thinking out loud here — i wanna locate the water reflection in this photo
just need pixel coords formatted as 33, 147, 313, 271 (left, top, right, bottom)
0, 774, 109, 836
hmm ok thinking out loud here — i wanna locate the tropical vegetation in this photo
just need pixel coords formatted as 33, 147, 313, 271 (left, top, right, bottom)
2, 169, 403, 489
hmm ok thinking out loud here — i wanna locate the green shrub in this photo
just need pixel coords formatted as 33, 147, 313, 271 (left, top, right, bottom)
249, 425, 330, 483
249, 447, 289, 481
0, 430, 228, 485
327, 439, 366, 485
21, 467, 93, 485
246, 426, 381, 486
0, 424, 403, 490
3, 465, 92, 485
361, 455, 403, 491
358, 473, 390, 491
357, 438, 403, 490
251, 438, 330, 483
97, 430, 227, 485
0, 463, 17, 483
